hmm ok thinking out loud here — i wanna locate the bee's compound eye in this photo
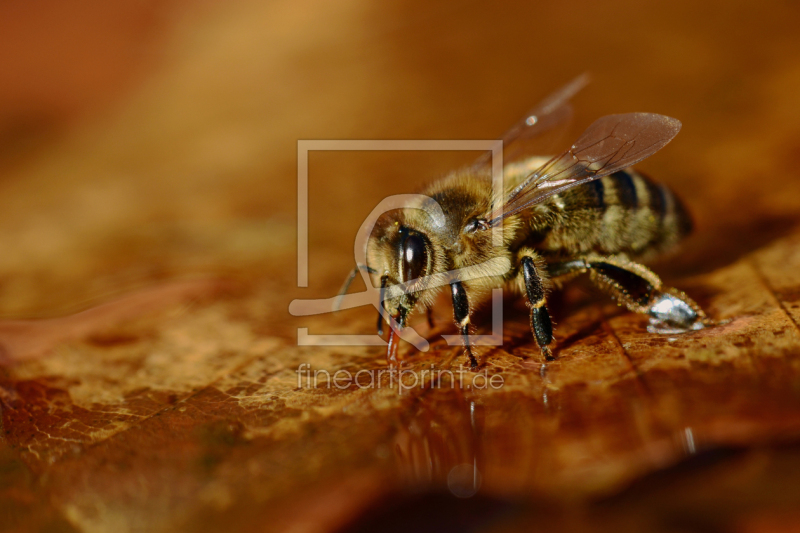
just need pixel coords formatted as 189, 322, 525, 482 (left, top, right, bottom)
401, 233, 428, 282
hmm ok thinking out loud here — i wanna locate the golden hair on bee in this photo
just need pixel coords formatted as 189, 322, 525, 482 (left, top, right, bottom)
346, 76, 714, 368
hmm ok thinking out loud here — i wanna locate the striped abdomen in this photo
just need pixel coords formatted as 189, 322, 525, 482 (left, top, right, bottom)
530, 169, 693, 260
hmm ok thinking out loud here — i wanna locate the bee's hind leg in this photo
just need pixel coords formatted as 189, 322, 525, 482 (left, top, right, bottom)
519, 254, 556, 361
550, 256, 710, 334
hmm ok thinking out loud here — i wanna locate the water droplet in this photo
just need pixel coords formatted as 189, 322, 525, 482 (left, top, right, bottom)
447, 463, 481, 498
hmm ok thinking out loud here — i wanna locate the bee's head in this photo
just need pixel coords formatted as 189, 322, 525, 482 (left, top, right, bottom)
367, 215, 437, 323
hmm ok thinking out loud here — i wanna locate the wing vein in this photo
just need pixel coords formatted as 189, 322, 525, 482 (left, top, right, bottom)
487, 113, 681, 226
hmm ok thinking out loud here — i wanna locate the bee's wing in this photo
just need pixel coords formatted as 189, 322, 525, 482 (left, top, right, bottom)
487, 113, 682, 225
471, 74, 589, 171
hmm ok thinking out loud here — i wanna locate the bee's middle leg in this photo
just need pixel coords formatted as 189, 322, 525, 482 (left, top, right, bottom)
450, 281, 478, 368
519, 253, 555, 361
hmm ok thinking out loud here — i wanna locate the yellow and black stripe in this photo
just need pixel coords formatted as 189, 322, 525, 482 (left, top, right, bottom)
536, 169, 693, 259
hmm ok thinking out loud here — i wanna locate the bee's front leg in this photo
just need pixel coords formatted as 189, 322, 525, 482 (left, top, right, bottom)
377, 274, 388, 336
450, 281, 478, 368
520, 255, 555, 361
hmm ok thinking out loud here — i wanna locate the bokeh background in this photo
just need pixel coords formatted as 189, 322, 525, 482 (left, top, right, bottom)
1, 1, 800, 532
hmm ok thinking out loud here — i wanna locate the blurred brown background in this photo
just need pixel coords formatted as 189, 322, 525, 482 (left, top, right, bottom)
1, 0, 800, 532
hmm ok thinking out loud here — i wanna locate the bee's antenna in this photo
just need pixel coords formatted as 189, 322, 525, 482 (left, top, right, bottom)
334, 264, 377, 312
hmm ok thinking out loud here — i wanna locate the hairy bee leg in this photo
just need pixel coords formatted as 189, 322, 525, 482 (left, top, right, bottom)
572, 256, 709, 333
521, 256, 555, 361
546, 259, 589, 278
450, 281, 478, 368
377, 275, 388, 336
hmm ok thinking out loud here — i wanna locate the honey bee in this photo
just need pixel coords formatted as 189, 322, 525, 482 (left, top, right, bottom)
342, 76, 713, 368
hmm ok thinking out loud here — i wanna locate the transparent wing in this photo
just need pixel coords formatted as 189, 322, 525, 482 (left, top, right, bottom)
471, 74, 589, 172
487, 113, 682, 225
